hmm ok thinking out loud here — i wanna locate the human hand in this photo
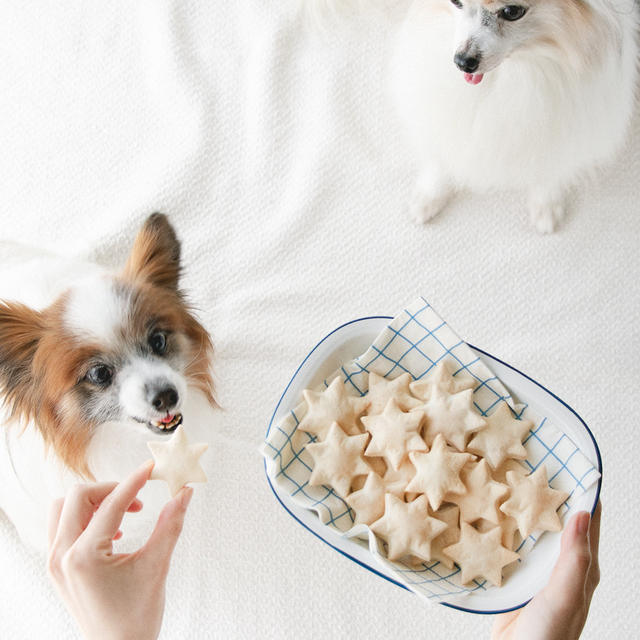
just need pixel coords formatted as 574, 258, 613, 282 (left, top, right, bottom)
47, 461, 193, 640
491, 501, 601, 640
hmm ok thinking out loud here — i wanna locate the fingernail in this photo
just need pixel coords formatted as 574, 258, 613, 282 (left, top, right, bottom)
141, 459, 154, 475
180, 487, 194, 508
576, 511, 590, 537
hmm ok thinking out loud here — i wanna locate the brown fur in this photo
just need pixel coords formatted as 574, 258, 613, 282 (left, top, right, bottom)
0, 298, 97, 477
122, 212, 182, 291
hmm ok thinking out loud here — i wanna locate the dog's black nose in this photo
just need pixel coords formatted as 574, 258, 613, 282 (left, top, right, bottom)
454, 53, 481, 73
152, 387, 179, 412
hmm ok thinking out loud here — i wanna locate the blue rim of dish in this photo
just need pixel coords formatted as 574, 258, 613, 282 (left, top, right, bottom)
263, 315, 603, 616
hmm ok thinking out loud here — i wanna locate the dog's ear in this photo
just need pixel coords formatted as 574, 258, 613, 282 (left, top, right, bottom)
122, 213, 182, 291
0, 301, 44, 412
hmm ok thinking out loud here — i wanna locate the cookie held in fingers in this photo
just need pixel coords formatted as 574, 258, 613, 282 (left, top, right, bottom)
370, 494, 447, 562
306, 422, 371, 498
298, 377, 369, 439
499, 465, 569, 538
443, 522, 520, 587
147, 425, 208, 497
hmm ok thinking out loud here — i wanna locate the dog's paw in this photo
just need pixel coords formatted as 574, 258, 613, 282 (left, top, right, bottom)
528, 193, 566, 234
408, 179, 454, 225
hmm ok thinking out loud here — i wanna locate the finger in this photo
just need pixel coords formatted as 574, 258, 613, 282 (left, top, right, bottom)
52, 482, 119, 554
82, 460, 154, 544
586, 501, 601, 602
139, 486, 193, 574
93, 498, 143, 515
47, 498, 64, 550
126, 498, 144, 513
490, 609, 520, 639
544, 511, 591, 608
588, 501, 601, 562
105, 502, 142, 543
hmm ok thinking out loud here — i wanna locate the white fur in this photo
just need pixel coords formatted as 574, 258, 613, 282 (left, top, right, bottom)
64, 276, 129, 347
390, 0, 639, 232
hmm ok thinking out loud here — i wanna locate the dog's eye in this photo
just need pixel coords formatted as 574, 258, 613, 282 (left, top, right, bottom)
149, 331, 167, 355
86, 364, 113, 386
499, 5, 527, 21
450, 0, 463, 8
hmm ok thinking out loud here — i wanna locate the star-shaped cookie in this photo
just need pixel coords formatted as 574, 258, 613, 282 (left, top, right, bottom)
493, 458, 529, 484
383, 460, 417, 499
467, 403, 532, 469
453, 459, 509, 525
362, 399, 427, 470
430, 504, 461, 569
443, 522, 520, 586
147, 426, 208, 497
306, 422, 372, 498
352, 455, 387, 492
477, 516, 520, 552
366, 372, 422, 415
406, 434, 473, 510
499, 465, 569, 538
413, 387, 486, 451
345, 472, 387, 526
298, 377, 369, 439
409, 361, 475, 402
370, 494, 448, 562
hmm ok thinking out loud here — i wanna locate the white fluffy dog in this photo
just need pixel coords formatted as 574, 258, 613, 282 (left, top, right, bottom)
313, 1, 639, 232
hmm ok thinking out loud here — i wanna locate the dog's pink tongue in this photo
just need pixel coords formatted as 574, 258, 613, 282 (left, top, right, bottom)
161, 414, 175, 424
464, 73, 484, 85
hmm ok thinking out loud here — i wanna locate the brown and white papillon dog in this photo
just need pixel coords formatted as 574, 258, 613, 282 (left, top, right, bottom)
0, 213, 216, 550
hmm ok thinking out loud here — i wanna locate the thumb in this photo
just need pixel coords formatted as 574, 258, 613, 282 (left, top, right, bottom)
544, 511, 591, 608
140, 487, 193, 573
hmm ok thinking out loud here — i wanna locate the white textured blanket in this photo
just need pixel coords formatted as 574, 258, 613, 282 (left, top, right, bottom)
0, 2, 638, 638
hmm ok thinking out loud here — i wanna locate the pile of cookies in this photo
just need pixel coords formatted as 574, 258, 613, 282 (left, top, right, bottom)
298, 363, 568, 587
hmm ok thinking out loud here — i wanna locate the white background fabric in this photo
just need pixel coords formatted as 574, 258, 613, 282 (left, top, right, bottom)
0, 2, 638, 638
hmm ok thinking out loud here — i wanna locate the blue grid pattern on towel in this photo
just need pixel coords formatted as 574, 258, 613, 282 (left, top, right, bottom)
263, 298, 600, 602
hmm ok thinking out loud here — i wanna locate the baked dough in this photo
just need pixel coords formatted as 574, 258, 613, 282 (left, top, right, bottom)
345, 472, 387, 526
429, 504, 461, 570
413, 387, 485, 451
410, 361, 475, 402
454, 459, 509, 525
406, 434, 473, 510
367, 372, 422, 414
370, 494, 448, 562
298, 377, 369, 439
147, 426, 208, 497
443, 522, 519, 587
467, 403, 531, 470
362, 399, 426, 470
500, 466, 569, 538
306, 422, 371, 498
